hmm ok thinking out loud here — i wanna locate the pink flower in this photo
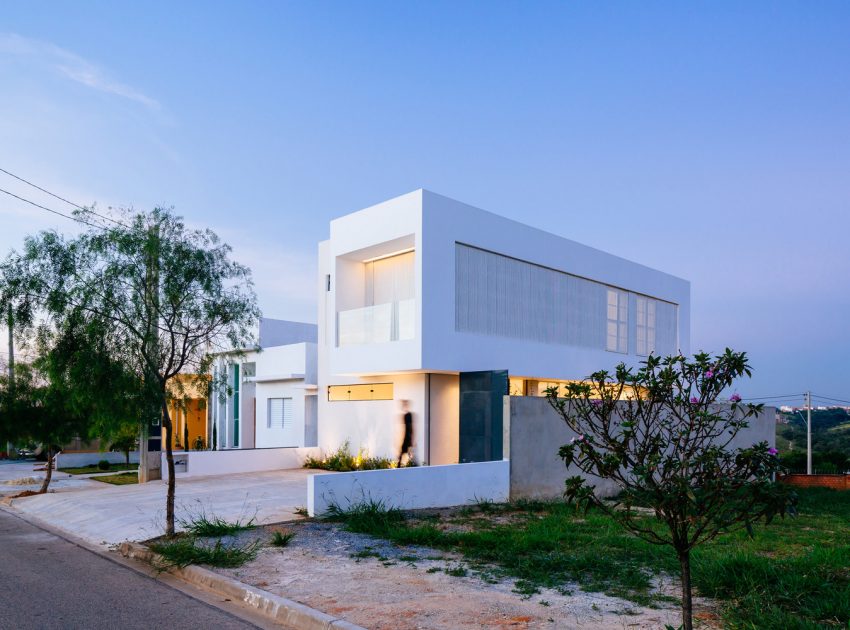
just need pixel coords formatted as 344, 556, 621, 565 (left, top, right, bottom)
730, 393, 742, 403
690, 396, 699, 404
571, 434, 585, 443
591, 400, 603, 408
768, 447, 778, 456
704, 370, 714, 379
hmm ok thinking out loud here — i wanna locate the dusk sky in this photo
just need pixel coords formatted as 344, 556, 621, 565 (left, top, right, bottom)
1, 2, 848, 402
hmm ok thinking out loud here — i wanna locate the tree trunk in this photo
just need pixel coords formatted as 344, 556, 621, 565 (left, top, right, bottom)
124, 449, 130, 466
162, 402, 176, 537
38, 447, 53, 494
678, 550, 693, 630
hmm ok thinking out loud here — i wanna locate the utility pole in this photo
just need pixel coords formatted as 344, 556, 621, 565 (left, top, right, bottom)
6, 303, 14, 459
139, 224, 162, 483
806, 390, 812, 475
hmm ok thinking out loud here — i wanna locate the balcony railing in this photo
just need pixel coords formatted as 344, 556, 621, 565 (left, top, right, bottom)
337, 299, 415, 346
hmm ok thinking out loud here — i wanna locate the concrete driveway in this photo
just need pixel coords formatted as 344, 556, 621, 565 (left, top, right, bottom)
3, 468, 315, 547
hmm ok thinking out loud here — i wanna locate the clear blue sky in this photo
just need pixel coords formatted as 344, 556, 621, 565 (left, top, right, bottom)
1, 2, 848, 402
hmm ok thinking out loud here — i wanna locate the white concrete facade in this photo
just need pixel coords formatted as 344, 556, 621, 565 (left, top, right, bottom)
307, 460, 510, 516
317, 190, 691, 465
210, 319, 318, 451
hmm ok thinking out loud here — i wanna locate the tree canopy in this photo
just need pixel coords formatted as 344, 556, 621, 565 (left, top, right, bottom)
546, 349, 795, 630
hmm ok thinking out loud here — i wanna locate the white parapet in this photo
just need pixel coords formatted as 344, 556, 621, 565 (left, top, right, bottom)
307, 460, 510, 517
161, 447, 321, 480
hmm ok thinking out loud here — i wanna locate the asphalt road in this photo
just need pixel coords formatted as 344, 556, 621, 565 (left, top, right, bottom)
0, 509, 260, 630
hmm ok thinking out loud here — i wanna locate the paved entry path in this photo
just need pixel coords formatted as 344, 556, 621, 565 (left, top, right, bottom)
4, 469, 314, 547
0, 509, 259, 630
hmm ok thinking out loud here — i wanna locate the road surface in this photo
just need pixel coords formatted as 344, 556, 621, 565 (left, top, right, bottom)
0, 508, 261, 630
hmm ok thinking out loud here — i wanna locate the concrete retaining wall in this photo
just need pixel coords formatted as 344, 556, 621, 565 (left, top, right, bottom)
55, 451, 140, 468
507, 396, 776, 500
307, 460, 510, 516
161, 447, 321, 480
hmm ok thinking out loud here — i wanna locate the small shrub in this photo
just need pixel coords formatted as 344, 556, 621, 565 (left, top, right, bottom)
192, 436, 206, 451
270, 530, 295, 547
97, 459, 111, 471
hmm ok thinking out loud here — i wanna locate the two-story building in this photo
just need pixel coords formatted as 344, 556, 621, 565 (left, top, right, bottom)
317, 190, 690, 466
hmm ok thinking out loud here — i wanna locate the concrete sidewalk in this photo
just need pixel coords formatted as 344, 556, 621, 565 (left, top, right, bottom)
5, 468, 314, 547
0, 460, 98, 496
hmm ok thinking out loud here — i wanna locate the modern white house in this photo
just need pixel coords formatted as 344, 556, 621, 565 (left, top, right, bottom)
317, 189, 691, 467
210, 318, 318, 450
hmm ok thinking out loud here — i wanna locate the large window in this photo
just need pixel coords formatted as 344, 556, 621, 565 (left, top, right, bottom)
606, 289, 628, 353
268, 398, 293, 429
328, 383, 394, 401
636, 296, 656, 356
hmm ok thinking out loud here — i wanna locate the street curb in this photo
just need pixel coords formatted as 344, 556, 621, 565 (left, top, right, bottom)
120, 542, 364, 630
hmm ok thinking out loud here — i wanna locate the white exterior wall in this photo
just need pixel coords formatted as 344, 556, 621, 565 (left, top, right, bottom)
419, 190, 691, 379
308, 460, 510, 516
317, 190, 691, 465
161, 446, 320, 480
211, 342, 317, 450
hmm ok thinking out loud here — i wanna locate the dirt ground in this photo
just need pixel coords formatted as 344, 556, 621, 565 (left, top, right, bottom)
211, 521, 708, 630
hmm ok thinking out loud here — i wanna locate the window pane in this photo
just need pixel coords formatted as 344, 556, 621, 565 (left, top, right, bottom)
328, 383, 394, 401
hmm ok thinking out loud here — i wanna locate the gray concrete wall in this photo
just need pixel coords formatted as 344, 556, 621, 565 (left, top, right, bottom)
507, 396, 775, 501
259, 318, 317, 347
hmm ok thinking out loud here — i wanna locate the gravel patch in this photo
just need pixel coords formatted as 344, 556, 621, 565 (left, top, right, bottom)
207, 520, 695, 630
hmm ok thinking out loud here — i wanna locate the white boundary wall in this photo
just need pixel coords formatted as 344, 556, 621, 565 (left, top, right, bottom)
56, 451, 140, 468
307, 460, 510, 516
161, 447, 321, 480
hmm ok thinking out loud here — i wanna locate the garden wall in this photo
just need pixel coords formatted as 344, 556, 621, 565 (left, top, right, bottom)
307, 460, 510, 516
55, 450, 140, 468
161, 446, 321, 480
506, 396, 776, 500
779, 473, 849, 490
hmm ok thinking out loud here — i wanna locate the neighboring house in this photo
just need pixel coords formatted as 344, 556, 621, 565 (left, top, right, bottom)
163, 375, 209, 450
210, 318, 318, 450
317, 189, 691, 465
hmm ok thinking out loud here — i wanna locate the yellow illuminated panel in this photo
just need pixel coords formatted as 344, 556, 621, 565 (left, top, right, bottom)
328, 383, 394, 401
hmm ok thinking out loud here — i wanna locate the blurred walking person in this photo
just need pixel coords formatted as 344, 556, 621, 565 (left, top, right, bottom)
398, 399, 413, 467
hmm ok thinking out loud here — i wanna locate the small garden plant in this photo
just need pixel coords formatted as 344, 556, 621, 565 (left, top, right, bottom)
304, 441, 414, 472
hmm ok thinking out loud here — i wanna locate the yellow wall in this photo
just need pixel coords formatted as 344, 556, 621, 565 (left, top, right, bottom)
163, 398, 208, 450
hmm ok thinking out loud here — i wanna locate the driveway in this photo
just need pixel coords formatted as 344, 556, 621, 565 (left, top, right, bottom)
4, 468, 315, 547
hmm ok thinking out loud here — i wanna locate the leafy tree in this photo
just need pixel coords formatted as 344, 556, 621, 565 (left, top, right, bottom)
6, 207, 258, 535
0, 361, 88, 492
546, 350, 795, 630
110, 426, 138, 467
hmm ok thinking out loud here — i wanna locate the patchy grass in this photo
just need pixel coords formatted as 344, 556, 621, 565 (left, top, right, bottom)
270, 530, 295, 547
325, 488, 850, 628
93, 472, 138, 485
150, 537, 260, 569
180, 510, 255, 537
60, 463, 138, 475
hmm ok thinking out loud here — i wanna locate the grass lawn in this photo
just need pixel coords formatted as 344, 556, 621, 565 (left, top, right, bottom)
92, 472, 138, 485
326, 488, 850, 629
59, 463, 139, 475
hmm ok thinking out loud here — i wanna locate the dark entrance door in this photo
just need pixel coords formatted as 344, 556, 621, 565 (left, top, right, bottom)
459, 370, 508, 463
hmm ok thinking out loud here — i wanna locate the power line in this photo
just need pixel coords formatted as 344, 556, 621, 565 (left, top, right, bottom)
0, 186, 105, 230
741, 394, 802, 401
811, 393, 850, 406
0, 167, 126, 227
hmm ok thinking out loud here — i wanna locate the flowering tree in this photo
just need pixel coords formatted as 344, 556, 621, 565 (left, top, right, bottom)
546, 350, 794, 630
